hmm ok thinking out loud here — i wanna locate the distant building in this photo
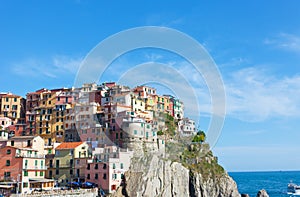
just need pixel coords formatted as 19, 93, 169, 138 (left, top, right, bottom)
0, 93, 26, 136
178, 118, 196, 136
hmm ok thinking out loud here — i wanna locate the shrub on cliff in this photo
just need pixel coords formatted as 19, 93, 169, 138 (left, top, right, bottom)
192, 130, 206, 143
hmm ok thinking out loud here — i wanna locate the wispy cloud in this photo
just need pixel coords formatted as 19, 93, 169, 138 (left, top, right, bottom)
12, 55, 83, 78
106, 55, 300, 122
226, 67, 300, 121
264, 33, 300, 53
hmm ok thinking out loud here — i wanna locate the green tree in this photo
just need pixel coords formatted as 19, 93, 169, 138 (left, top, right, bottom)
192, 130, 206, 143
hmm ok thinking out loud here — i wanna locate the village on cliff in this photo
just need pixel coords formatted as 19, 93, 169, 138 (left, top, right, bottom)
0, 82, 198, 196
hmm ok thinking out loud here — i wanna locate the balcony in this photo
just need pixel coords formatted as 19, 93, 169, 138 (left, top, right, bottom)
24, 166, 47, 170
15, 153, 45, 158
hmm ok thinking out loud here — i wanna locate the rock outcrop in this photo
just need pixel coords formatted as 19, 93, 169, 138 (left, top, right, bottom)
111, 152, 240, 197
256, 189, 269, 197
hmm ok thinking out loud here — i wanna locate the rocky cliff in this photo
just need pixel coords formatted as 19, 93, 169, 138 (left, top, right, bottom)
111, 141, 240, 197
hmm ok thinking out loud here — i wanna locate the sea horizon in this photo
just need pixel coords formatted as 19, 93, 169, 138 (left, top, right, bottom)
229, 170, 300, 173
229, 170, 300, 197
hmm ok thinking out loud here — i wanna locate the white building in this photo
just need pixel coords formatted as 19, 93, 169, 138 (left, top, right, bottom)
178, 118, 196, 136
0, 117, 12, 129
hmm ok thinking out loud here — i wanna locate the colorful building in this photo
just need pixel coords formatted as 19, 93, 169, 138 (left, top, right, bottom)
86, 146, 133, 194
0, 136, 54, 194
53, 142, 89, 186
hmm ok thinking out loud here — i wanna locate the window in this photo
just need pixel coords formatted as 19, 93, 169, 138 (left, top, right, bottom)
49, 170, 52, 177
11, 141, 14, 146
4, 172, 10, 178
6, 160, 10, 166
120, 163, 124, 169
55, 169, 59, 175
116, 133, 118, 139
103, 163, 107, 169
87, 164, 90, 170
87, 174, 90, 179
147, 125, 150, 129
134, 130, 137, 135
95, 164, 98, 169
40, 171, 44, 176
35, 160, 38, 166
35, 171, 38, 176
113, 163, 116, 169
56, 160, 59, 167
6, 149, 11, 154
70, 169, 73, 175
55, 151, 60, 156
23, 182, 28, 188
95, 173, 98, 179
24, 170, 28, 176
103, 173, 107, 179
113, 174, 117, 179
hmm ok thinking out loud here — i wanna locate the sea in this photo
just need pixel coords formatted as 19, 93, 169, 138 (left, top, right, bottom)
229, 171, 300, 197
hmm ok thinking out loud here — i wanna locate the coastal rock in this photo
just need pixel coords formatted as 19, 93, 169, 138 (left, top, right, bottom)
110, 153, 240, 197
241, 194, 250, 197
189, 170, 240, 197
256, 189, 269, 197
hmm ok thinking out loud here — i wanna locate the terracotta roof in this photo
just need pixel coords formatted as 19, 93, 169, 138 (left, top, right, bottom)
0, 94, 21, 98
56, 142, 83, 150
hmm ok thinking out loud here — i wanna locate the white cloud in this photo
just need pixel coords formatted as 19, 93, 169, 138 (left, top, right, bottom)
12, 55, 82, 78
226, 67, 300, 121
264, 33, 300, 53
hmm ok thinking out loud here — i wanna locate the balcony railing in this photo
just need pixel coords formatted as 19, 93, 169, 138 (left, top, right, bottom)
24, 165, 47, 170
15, 153, 45, 158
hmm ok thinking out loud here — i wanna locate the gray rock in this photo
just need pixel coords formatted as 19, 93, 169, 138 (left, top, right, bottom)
111, 153, 240, 197
256, 189, 269, 197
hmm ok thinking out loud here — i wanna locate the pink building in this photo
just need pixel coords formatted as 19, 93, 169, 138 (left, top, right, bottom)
85, 146, 133, 194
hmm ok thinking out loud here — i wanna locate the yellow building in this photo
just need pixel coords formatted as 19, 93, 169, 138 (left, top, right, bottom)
35, 91, 56, 146
0, 93, 25, 123
31, 88, 73, 146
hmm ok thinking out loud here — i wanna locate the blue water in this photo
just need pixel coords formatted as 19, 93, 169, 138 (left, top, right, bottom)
229, 171, 300, 197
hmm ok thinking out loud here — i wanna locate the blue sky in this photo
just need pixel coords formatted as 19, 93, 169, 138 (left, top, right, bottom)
1, 1, 300, 171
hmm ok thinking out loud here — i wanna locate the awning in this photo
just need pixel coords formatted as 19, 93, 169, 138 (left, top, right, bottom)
0, 185, 14, 189
29, 178, 55, 183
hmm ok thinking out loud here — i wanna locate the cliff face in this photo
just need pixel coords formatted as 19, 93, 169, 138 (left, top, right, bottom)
111, 152, 240, 197
189, 170, 240, 197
